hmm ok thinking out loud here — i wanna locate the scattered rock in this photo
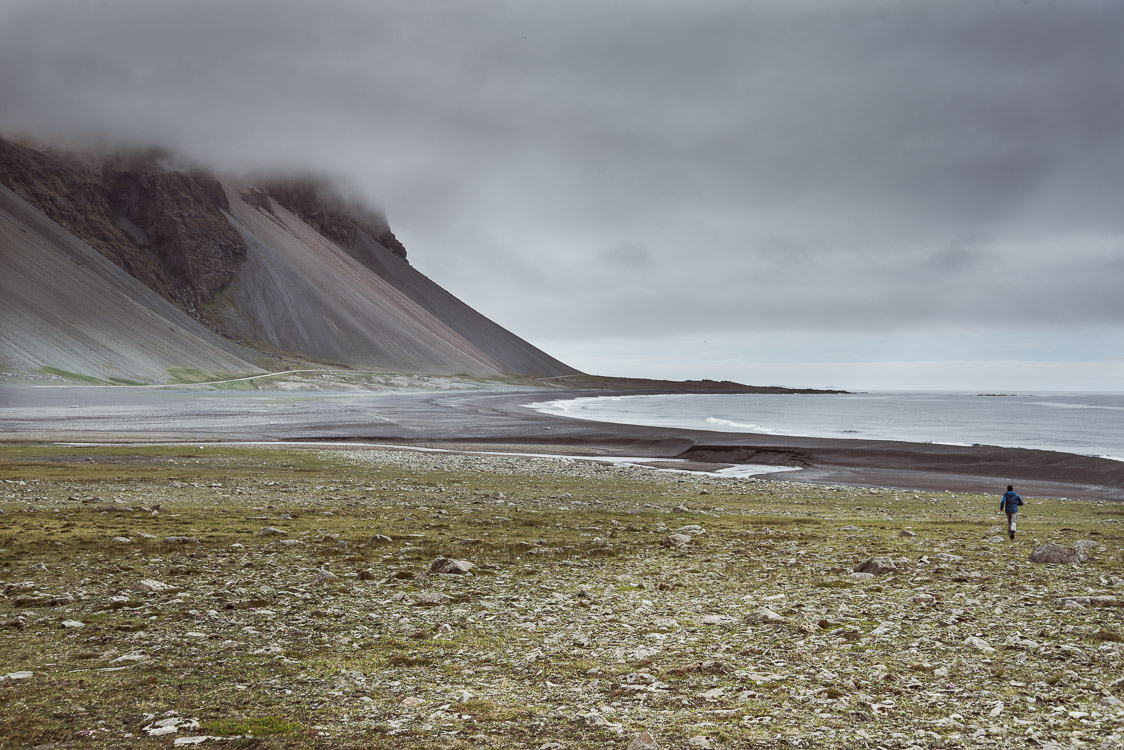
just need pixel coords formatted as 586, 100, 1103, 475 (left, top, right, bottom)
109, 653, 149, 664
899, 530, 917, 537
143, 716, 200, 737
258, 526, 286, 535
412, 590, 453, 607
1, 671, 33, 681
573, 712, 620, 730
111, 536, 132, 544
162, 536, 199, 545
1057, 595, 1119, 608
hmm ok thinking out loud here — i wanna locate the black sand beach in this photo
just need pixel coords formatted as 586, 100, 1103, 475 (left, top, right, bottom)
3, 383, 1122, 502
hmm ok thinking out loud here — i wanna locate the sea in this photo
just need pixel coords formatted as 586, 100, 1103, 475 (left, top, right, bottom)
526, 391, 1124, 463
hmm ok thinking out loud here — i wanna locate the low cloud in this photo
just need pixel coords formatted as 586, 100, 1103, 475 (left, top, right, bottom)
2, 0, 1122, 386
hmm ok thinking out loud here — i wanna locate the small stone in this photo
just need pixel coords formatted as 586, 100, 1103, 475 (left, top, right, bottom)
750, 607, 785, 624
899, 530, 917, 537
932, 553, 965, 563
358, 569, 378, 581
162, 536, 198, 545
111, 537, 132, 544
134, 579, 174, 593
314, 568, 338, 583
278, 539, 305, 546
109, 653, 148, 664
2, 671, 33, 680
965, 636, 995, 654
688, 737, 713, 749
700, 614, 737, 626
258, 526, 286, 536
60, 619, 84, 629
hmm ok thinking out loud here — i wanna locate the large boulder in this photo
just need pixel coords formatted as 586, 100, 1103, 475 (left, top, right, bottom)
855, 556, 897, 575
429, 557, 474, 575
1028, 542, 1092, 565
661, 533, 692, 548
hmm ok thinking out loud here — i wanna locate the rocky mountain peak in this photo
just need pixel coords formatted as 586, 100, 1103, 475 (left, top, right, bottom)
260, 176, 406, 259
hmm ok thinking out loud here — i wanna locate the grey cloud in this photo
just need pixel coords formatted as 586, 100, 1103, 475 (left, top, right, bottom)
2, 0, 1122, 383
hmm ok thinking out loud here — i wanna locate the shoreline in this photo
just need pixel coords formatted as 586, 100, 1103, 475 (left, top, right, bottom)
398, 389, 1124, 502
523, 391, 1124, 465
2, 383, 1122, 501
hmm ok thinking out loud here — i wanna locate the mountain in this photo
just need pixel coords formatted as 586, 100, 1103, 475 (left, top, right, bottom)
0, 138, 578, 382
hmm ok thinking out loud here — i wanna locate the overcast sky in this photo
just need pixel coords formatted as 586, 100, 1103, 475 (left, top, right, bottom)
2, 0, 1122, 390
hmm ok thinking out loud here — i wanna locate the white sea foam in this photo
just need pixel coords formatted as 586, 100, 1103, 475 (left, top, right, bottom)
1030, 401, 1124, 412
704, 417, 777, 433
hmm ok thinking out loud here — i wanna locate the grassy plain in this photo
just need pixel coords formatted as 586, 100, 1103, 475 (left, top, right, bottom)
0, 445, 1121, 749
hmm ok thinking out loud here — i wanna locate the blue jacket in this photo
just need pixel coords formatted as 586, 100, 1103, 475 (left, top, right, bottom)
1000, 491, 1024, 514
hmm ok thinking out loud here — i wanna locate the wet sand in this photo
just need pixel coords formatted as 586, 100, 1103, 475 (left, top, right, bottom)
2, 383, 1122, 501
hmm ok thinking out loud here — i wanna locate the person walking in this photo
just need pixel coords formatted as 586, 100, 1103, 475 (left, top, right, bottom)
1000, 485, 1024, 540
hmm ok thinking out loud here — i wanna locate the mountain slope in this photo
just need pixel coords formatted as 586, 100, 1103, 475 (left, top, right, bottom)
0, 138, 578, 381
0, 185, 260, 381
214, 185, 574, 376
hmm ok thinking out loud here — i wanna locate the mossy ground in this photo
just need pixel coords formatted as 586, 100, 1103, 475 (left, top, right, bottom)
1, 445, 1121, 749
